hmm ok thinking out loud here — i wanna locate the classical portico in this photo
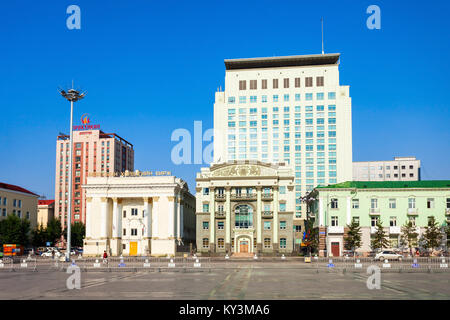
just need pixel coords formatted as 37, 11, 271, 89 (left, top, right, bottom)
196, 161, 295, 255
82, 174, 196, 257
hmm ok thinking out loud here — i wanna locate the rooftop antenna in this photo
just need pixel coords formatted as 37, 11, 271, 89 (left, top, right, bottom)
321, 17, 324, 55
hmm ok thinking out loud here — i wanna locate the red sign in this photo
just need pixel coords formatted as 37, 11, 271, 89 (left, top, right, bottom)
73, 113, 100, 131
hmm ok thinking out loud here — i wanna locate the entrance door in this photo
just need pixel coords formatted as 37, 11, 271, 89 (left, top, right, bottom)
129, 242, 138, 256
331, 242, 340, 257
240, 240, 249, 253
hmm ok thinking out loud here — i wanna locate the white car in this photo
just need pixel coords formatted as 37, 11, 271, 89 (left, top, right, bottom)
41, 250, 63, 258
375, 250, 403, 261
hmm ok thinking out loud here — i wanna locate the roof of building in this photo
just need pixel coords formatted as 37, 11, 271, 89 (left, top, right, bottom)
0, 182, 39, 196
38, 200, 55, 206
224, 53, 340, 70
316, 180, 450, 190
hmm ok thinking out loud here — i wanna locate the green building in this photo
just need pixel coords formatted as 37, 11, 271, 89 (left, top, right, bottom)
306, 180, 450, 257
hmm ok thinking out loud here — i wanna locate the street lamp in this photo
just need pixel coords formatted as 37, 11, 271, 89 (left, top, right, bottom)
59, 86, 86, 261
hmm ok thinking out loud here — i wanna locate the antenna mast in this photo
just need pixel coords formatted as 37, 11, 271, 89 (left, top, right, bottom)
321, 17, 324, 55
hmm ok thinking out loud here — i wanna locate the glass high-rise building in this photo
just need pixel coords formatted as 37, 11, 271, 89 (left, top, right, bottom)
213, 53, 353, 227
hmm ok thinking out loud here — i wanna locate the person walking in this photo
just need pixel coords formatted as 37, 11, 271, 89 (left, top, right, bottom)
103, 250, 108, 265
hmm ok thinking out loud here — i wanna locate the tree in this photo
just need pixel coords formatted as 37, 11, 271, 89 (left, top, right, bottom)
445, 224, 450, 251
371, 221, 389, 251
46, 217, 62, 246
344, 221, 362, 254
0, 214, 30, 246
303, 219, 318, 255
63, 222, 85, 247
31, 224, 48, 247
400, 220, 419, 256
422, 216, 443, 253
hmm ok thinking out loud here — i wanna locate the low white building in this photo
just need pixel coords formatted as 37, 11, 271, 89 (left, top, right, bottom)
82, 172, 196, 257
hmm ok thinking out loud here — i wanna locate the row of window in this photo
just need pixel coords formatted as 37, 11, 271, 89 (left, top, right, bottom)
201, 203, 288, 213
202, 220, 289, 230
1, 209, 30, 219
202, 237, 288, 249
330, 197, 449, 210
202, 187, 286, 195
361, 165, 416, 171
229, 92, 336, 104
0, 198, 22, 208
331, 215, 432, 228
238, 77, 326, 91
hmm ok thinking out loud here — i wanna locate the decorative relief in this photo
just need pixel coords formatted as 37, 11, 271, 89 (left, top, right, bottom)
211, 165, 275, 178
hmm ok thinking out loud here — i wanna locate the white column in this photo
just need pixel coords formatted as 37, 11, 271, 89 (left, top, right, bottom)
100, 197, 108, 238
152, 197, 159, 238
168, 196, 175, 237
256, 187, 262, 244
85, 197, 92, 238
176, 194, 181, 239
210, 188, 215, 248
225, 187, 231, 244
144, 198, 152, 238
346, 196, 351, 225
180, 200, 184, 238
273, 187, 278, 245
112, 198, 119, 238
319, 197, 324, 227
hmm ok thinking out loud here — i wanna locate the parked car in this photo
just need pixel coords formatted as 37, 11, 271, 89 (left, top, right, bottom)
41, 250, 63, 258
375, 250, 403, 261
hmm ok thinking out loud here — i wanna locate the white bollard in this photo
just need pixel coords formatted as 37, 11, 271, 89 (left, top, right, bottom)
94, 259, 100, 268
254, 254, 258, 260
20, 259, 28, 268
168, 258, 175, 268
440, 258, 448, 269
194, 259, 201, 268
383, 259, 391, 268
143, 259, 150, 268
225, 254, 229, 260
281, 254, 286, 260
0, 259, 4, 268
354, 259, 362, 268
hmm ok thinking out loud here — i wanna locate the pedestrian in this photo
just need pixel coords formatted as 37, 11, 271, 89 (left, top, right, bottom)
103, 250, 108, 264
52, 249, 55, 260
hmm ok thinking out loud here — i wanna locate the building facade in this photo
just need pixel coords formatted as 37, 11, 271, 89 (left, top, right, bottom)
82, 172, 196, 257
353, 157, 421, 181
0, 182, 39, 230
195, 161, 296, 255
307, 180, 450, 257
55, 129, 134, 227
37, 200, 55, 227
213, 53, 353, 229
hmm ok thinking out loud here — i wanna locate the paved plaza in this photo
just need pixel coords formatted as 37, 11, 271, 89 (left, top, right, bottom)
0, 259, 449, 300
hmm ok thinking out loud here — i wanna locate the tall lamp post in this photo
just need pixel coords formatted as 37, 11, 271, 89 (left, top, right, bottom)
59, 87, 86, 261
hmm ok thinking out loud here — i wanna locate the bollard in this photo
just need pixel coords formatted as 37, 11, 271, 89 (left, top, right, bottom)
281, 254, 286, 260
327, 259, 334, 268
383, 259, 391, 268
354, 259, 362, 269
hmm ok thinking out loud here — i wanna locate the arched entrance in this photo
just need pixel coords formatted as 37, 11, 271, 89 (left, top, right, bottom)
236, 236, 253, 253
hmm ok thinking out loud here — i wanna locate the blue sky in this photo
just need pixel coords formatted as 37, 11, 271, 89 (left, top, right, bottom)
1, 0, 449, 198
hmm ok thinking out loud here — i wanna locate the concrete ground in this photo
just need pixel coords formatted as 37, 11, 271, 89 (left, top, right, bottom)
0, 263, 449, 299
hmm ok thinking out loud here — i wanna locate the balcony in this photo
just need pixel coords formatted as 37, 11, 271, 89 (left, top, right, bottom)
369, 208, 380, 215
231, 193, 256, 201
262, 211, 273, 218
261, 193, 273, 201
215, 194, 226, 201
215, 211, 226, 218
389, 226, 401, 235
327, 226, 344, 234
446, 208, 450, 216
407, 208, 418, 215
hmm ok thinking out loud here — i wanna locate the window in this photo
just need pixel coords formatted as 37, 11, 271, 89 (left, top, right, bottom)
280, 221, 286, 230
328, 92, 336, 99
239, 80, 246, 90
295, 77, 301, 87
371, 198, 378, 209
262, 79, 267, 89
294, 225, 302, 232
409, 216, 416, 227
283, 78, 289, 88
279, 203, 286, 212
352, 199, 359, 209
250, 80, 257, 90
316, 76, 324, 86
305, 77, 313, 87
228, 96, 235, 104
218, 238, 225, 249
408, 198, 416, 209
427, 198, 434, 209
331, 216, 338, 226
447, 198, 450, 209
280, 238, 287, 249
352, 216, 360, 226
131, 229, 138, 236
123, 210, 126, 218
203, 204, 209, 212
389, 198, 396, 209
331, 198, 338, 209
217, 221, 224, 230
273, 79, 278, 89
264, 221, 271, 230
264, 238, 271, 248
202, 238, 209, 248
131, 208, 138, 216
235, 204, 253, 228
371, 216, 379, 227
203, 188, 209, 195
123, 228, 126, 236
390, 216, 397, 227
203, 221, 209, 230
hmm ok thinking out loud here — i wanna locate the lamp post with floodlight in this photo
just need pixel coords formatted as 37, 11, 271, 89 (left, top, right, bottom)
59, 86, 86, 261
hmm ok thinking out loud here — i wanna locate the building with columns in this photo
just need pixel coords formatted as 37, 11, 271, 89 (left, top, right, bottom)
195, 161, 296, 255
82, 172, 196, 256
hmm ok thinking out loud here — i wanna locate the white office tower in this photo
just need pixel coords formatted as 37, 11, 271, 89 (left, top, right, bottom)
213, 53, 352, 220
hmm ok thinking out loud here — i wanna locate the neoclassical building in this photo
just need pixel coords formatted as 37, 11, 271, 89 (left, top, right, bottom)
195, 161, 296, 255
82, 172, 196, 256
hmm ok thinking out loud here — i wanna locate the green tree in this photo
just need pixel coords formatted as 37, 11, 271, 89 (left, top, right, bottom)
303, 219, 318, 255
445, 224, 450, 250
0, 214, 30, 246
64, 222, 85, 247
400, 220, 418, 256
344, 221, 362, 253
371, 221, 389, 251
46, 217, 62, 245
423, 216, 443, 253
31, 224, 48, 247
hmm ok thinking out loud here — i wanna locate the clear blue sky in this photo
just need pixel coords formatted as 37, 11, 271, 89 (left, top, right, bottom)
1, 0, 449, 198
